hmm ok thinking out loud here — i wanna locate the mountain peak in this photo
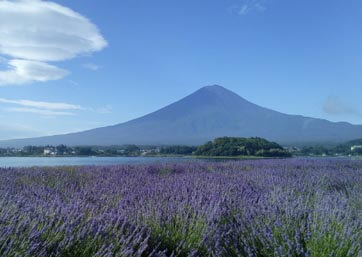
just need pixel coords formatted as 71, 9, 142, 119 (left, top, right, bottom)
195, 85, 239, 98
194, 85, 251, 106
198, 85, 230, 94
201, 84, 226, 90
1, 85, 362, 147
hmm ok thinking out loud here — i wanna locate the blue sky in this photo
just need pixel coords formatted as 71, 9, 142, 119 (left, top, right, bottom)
0, 0, 362, 140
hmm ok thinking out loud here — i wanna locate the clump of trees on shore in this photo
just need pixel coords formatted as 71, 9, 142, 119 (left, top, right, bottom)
194, 137, 292, 157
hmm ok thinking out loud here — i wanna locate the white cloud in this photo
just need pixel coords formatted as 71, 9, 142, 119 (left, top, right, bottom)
0, 0, 107, 86
0, 97, 112, 116
0, 59, 69, 85
96, 105, 112, 114
0, 0, 107, 62
238, 4, 250, 15
323, 96, 360, 116
0, 97, 83, 116
83, 63, 100, 71
230, 0, 268, 16
0, 97, 82, 110
4, 107, 75, 116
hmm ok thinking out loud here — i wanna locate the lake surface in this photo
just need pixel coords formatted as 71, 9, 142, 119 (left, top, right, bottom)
0, 156, 360, 168
0, 156, 201, 168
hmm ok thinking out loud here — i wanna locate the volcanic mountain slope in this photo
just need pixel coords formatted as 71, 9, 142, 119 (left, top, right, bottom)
1, 85, 362, 147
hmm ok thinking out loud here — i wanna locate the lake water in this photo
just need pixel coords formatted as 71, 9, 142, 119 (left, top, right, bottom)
0, 156, 360, 168
0, 156, 201, 168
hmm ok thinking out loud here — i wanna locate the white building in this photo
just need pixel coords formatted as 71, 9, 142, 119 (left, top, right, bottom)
351, 145, 362, 151
44, 149, 56, 156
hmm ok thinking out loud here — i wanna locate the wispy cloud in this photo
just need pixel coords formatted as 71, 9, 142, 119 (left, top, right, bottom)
0, 97, 112, 116
230, 0, 268, 16
0, 0, 107, 86
83, 63, 100, 71
4, 107, 75, 116
0, 98, 83, 116
323, 96, 360, 116
0, 98, 82, 111
0, 59, 69, 86
95, 105, 113, 114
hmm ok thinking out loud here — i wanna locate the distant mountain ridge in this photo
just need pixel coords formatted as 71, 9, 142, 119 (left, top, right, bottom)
1, 85, 362, 147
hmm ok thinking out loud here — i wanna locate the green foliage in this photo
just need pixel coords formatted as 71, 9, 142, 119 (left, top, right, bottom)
300, 145, 332, 156
22, 145, 44, 155
194, 137, 291, 157
74, 146, 95, 156
123, 144, 140, 156
256, 148, 292, 157
299, 138, 362, 156
160, 145, 197, 155
306, 219, 361, 257
147, 213, 207, 256
56, 144, 68, 155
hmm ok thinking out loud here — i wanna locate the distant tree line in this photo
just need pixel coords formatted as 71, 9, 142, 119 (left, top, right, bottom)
0, 145, 149, 157
0, 137, 292, 158
3, 137, 361, 158
299, 139, 362, 156
160, 145, 197, 155
0, 144, 197, 157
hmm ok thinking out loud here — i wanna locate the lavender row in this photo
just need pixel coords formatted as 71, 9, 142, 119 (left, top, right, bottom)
0, 159, 361, 256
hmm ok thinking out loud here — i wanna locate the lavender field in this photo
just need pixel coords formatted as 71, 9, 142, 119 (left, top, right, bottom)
0, 159, 361, 257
